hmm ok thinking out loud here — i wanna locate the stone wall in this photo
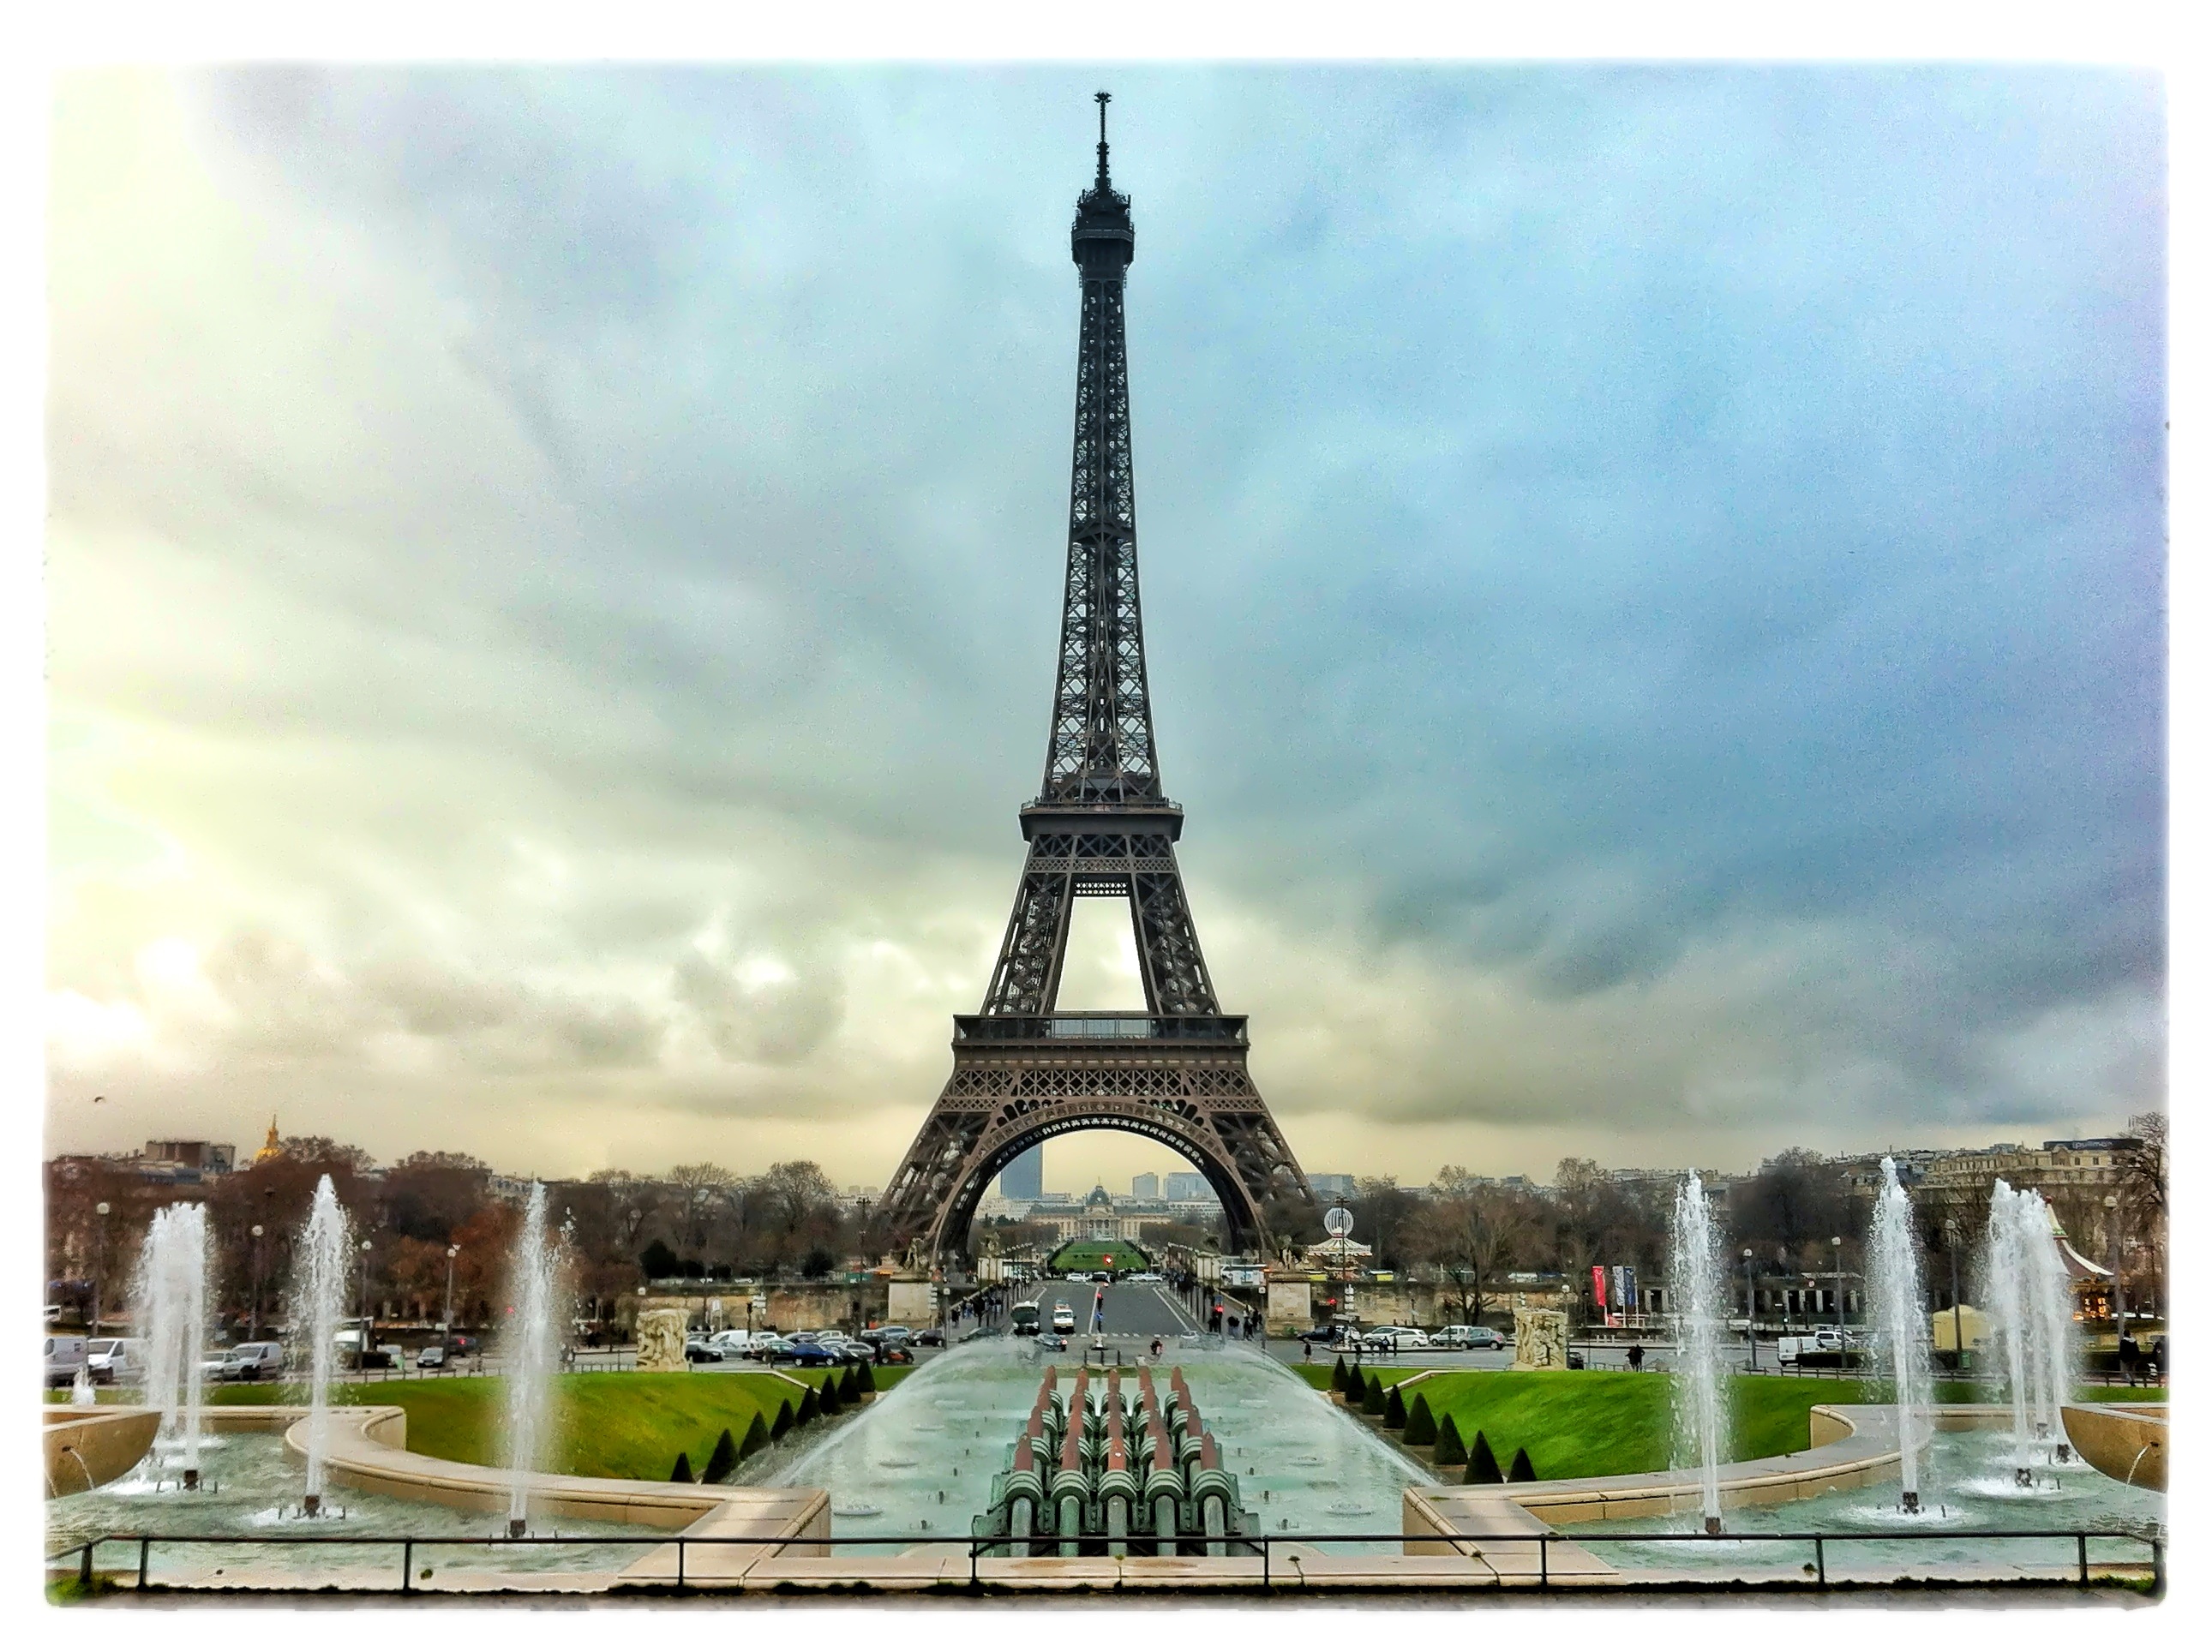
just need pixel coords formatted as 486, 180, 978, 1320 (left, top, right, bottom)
633, 1280, 891, 1334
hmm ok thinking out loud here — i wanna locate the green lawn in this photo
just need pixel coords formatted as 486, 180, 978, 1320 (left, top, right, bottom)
198, 1368, 852, 1481
1293, 1365, 2166, 1482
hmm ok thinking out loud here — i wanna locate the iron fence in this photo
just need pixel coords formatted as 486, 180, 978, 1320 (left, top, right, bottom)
48, 1523, 2162, 1595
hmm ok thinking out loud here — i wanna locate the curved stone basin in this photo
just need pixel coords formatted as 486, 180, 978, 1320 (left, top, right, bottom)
1406, 1404, 2164, 1585
2060, 1402, 2166, 1491
43, 1406, 159, 1498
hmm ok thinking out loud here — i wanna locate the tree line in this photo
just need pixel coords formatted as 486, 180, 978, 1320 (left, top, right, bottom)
45, 1143, 860, 1335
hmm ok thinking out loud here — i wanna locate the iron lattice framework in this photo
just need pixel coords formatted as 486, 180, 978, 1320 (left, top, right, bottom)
874, 98, 1316, 1266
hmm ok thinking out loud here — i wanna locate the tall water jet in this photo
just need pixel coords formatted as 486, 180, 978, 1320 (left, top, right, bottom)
1867, 1157, 1933, 1513
501, 1182, 565, 1538
1669, 1172, 1731, 1535
1982, 1181, 2077, 1486
288, 1175, 353, 1517
129, 1202, 211, 1487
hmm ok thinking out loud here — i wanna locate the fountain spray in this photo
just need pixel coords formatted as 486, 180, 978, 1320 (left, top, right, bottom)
1669, 1172, 1730, 1535
1982, 1182, 2077, 1486
1867, 1158, 1933, 1513
129, 1202, 211, 1488
290, 1175, 353, 1517
502, 1182, 565, 1538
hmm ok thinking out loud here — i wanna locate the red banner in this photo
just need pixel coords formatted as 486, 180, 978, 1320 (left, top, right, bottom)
1591, 1264, 1609, 1311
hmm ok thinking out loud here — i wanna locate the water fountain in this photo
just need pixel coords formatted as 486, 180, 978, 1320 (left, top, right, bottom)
502, 1182, 565, 1538
1867, 1157, 1933, 1513
130, 1202, 212, 1490
1669, 1171, 1730, 1535
289, 1175, 353, 1517
1982, 1181, 2077, 1487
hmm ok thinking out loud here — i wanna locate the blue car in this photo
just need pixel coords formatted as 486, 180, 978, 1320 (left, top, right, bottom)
786, 1336, 844, 1368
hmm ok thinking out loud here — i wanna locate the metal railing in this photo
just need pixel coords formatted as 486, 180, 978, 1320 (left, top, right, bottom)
48, 1524, 2162, 1595
952, 1014, 1248, 1044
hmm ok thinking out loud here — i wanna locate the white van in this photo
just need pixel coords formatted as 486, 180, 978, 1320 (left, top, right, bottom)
87, 1338, 147, 1386
44, 1336, 89, 1388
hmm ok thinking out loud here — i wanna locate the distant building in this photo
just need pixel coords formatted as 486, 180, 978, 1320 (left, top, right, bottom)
1028, 1182, 1178, 1244
1604, 1167, 1719, 1199
1308, 1173, 1357, 1198
1000, 1145, 1045, 1201
1130, 1172, 1160, 1200
1162, 1171, 1218, 1204
135, 1140, 236, 1183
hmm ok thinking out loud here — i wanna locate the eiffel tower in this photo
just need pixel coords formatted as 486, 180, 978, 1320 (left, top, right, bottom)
873, 96, 1316, 1267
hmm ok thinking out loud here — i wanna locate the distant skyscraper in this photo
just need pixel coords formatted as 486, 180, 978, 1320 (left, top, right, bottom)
1131, 1172, 1160, 1200
1001, 1144, 1045, 1201
1163, 1170, 1218, 1203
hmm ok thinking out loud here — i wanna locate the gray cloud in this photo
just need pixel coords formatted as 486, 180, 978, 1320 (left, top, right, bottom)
42, 65, 2164, 1179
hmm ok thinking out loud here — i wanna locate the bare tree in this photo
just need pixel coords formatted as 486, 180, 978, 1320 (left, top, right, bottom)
1413, 1171, 1541, 1325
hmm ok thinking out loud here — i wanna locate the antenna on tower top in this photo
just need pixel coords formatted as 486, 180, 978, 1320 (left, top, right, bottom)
1095, 89, 1112, 185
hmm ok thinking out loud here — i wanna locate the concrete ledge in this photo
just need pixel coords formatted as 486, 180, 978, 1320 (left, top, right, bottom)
2061, 1402, 2167, 1491
44, 1406, 160, 1497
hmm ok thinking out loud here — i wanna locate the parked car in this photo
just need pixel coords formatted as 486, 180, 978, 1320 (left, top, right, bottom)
416, 1344, 448, 1370
86, 1338, 147, 1386
704, 1330, 766, 1361
786, 1337, 844, 1368
1035, 1333, 1068, 1352
860, 1326, 913, 1350
1361, 1326, 1431, 1352
218, 1341, 286, 1381
685, 1337, 724, 1363
1050, 1305, 1076, 1335
916, 1326, 946, 1347
1435, 1325, 1503, 1350
872, 1343, 914, 1366
44, 1335, 89, 1388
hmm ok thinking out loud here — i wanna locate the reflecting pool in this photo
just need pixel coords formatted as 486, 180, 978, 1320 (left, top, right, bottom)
754, 1337, 1430, 1553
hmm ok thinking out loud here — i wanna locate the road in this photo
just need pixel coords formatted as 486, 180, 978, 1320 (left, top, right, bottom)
1018, 1278, 1204, 1342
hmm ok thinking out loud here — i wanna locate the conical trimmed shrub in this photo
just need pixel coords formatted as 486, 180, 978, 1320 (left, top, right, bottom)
1404, 1392, 1437, 1446
855, 1361, 877, 1393
1508, 1446, 1537, 1482
1331, 1355, 1351, 1394
703, 1428, 740, 1484
737, 1412, 770, 1461
839, 1364, 860, 1403
669, 1451, 694, 1483
770, 1398, 795, 1440
797, 1384, 821, 1425
1433, 1414, 1468, 1466
1363, 1374, 1386, 1415
1384, 1385, 1408, 1428
818, 1377, 844, 1415
1465, 1431, 1502, 1484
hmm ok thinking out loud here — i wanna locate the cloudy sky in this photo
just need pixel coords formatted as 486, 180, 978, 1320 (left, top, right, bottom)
43, 63, 2164, 1190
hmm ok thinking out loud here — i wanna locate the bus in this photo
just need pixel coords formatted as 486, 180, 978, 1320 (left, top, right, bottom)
1010, 1302, 1040, 1337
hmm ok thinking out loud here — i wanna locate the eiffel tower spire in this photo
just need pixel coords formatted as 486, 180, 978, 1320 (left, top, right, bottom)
1048, 87, 1156, 806
872, 100, 1316, 1269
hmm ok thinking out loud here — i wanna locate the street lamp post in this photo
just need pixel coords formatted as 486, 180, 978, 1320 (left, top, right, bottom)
249, 1224, 266, 1340
1829, 1236, 1843, 1331
357, 1239, 374, 1371
1777, 1247, 1793, 1342
2103, 1193, 2126, 1369
1741, 1248, 1757, 1372
1943, 1218, 1963, 1374
90, 1201, 111, 1339
443, 1244, 460, 1352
